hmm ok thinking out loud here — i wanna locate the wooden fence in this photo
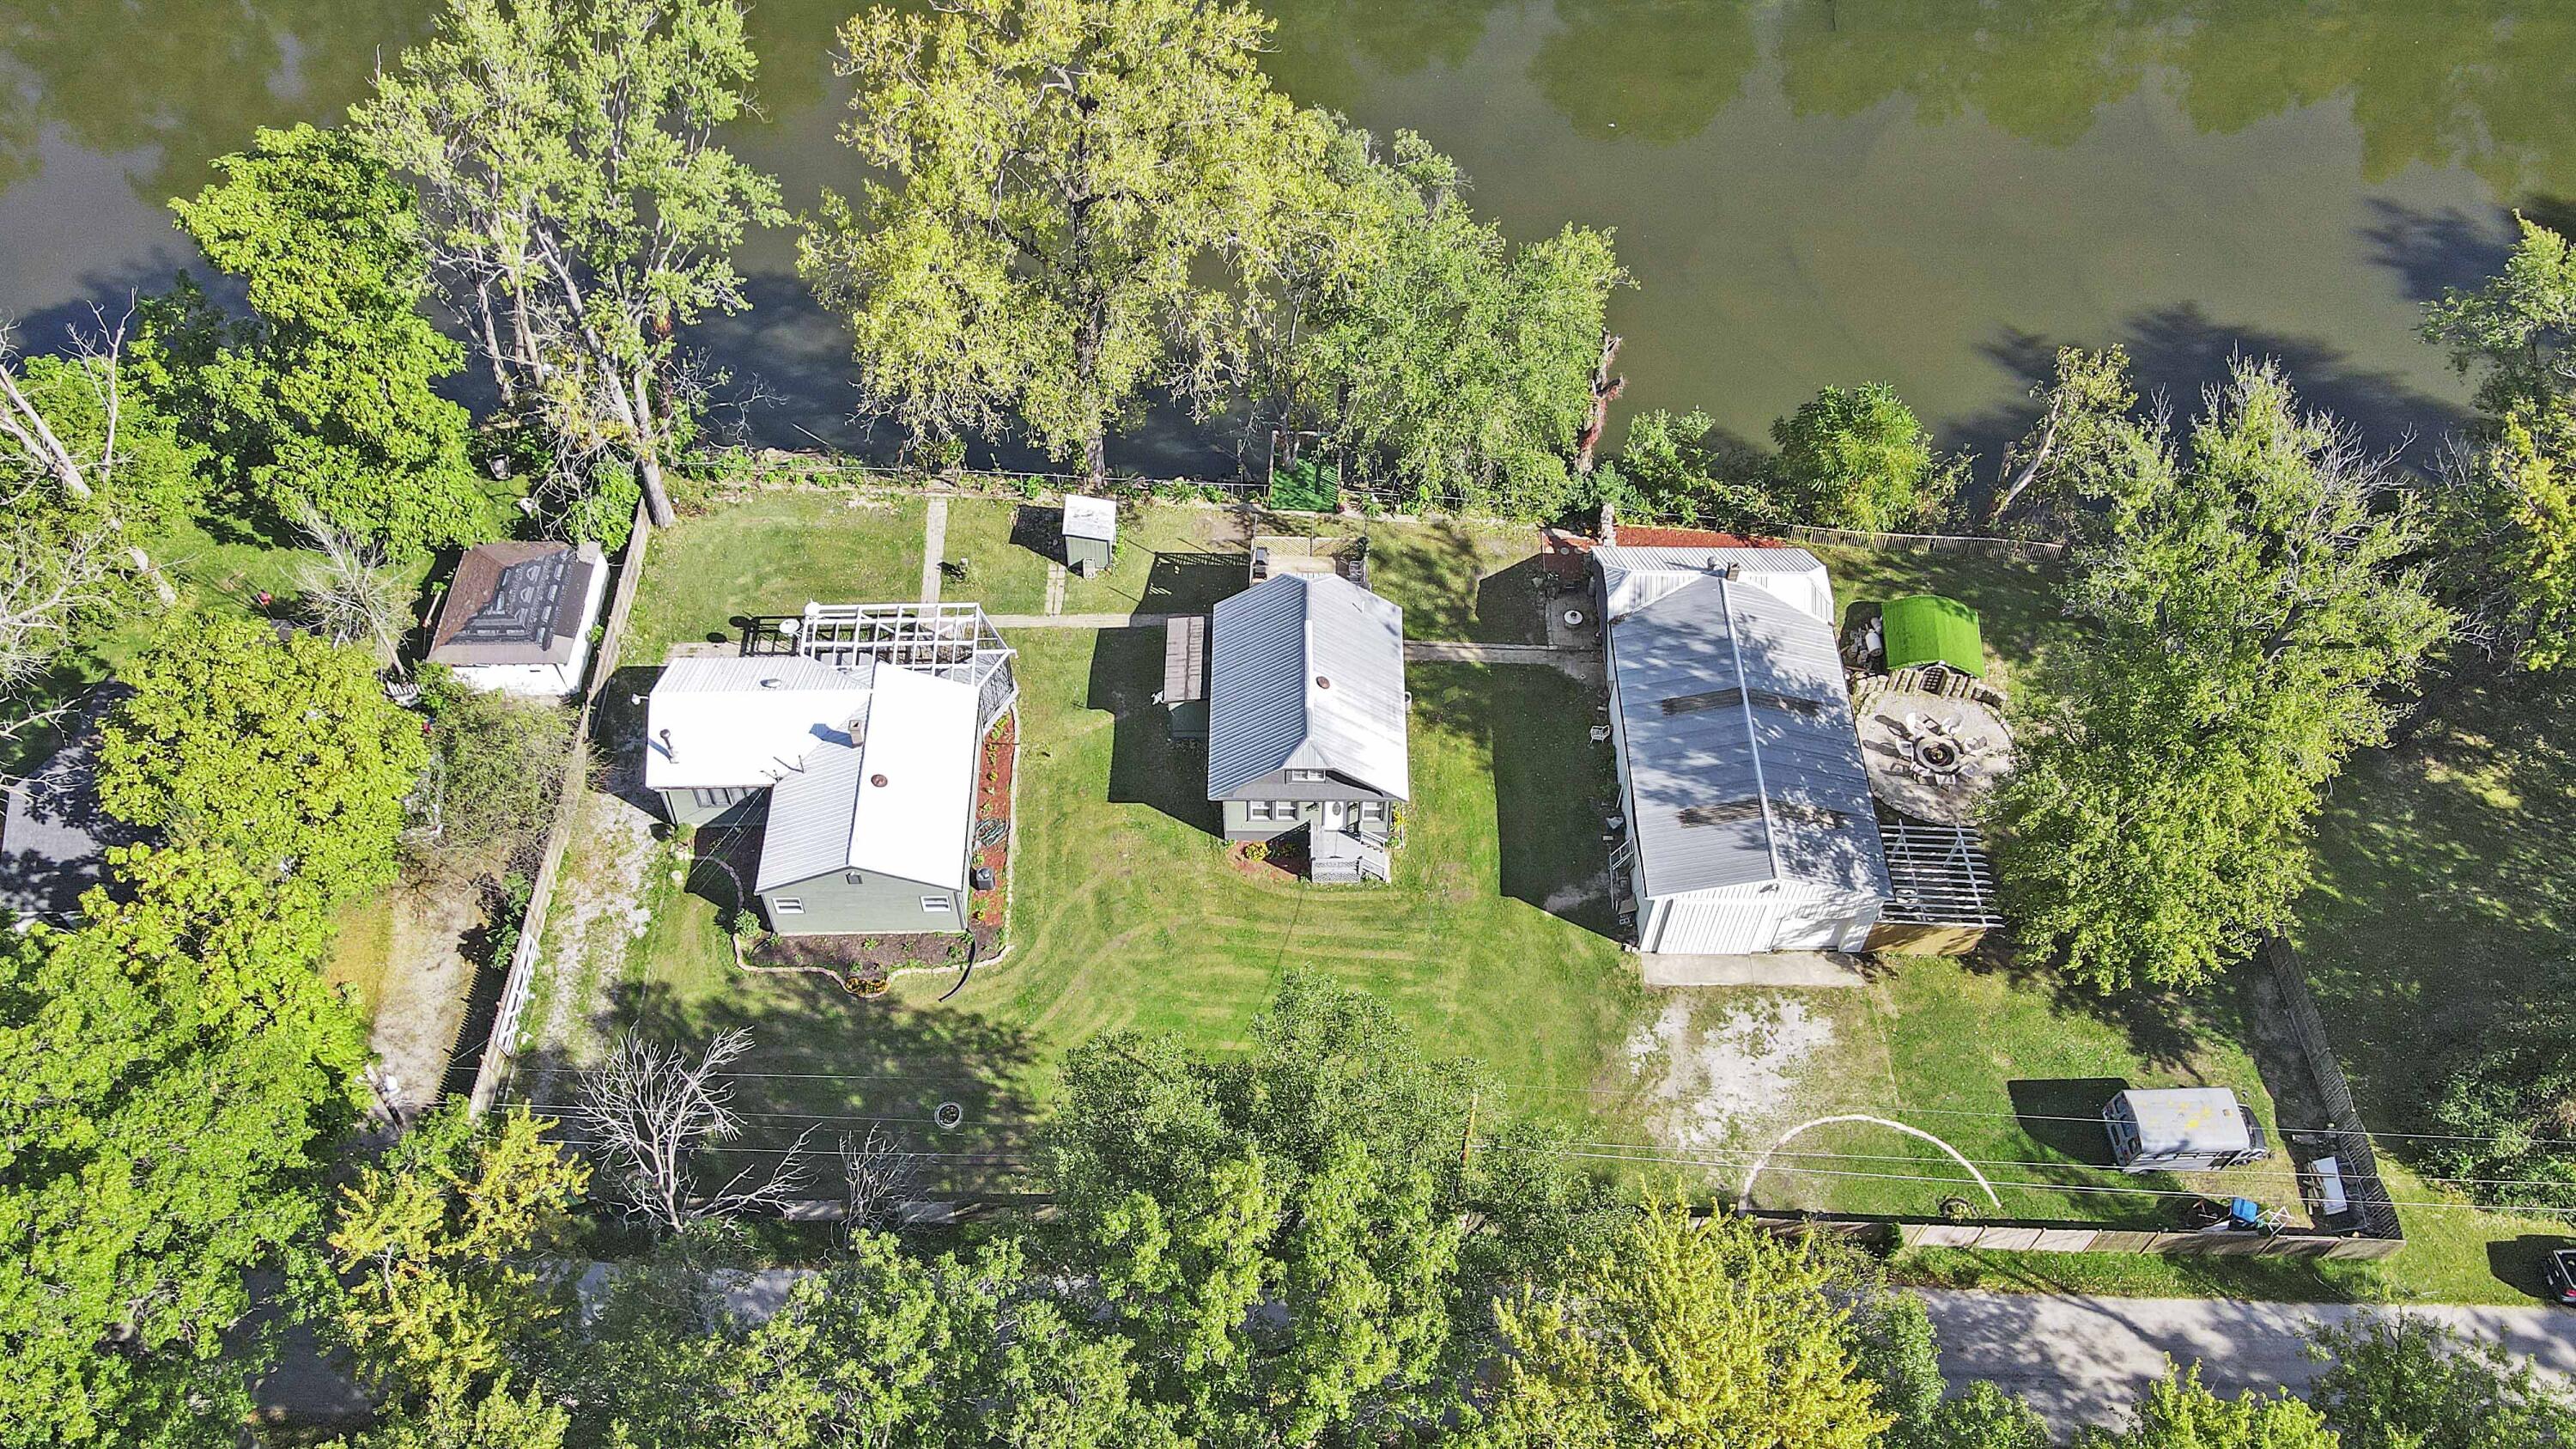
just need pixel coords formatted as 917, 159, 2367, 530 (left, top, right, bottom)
465, 496, 655, 1116
1777, 523, 2069, 562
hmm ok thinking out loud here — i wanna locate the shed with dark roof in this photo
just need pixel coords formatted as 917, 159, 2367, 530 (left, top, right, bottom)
425, 540, 607, 697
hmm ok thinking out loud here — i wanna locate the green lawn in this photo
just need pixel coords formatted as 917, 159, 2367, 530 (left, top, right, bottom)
624, 491, 927, 661
2288, 677, 2576, 1304
933, 497, 1248, 617
611, 628, 1643, 1191
1359, 519, 1551, 644
1809, 541, 2067, 697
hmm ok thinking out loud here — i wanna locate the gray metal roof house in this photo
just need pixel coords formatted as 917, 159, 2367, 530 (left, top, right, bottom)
1206, 572, 1407, 882
1601, 548, 1890, 954
0, 686, 143, 924
425, 540, 608, 697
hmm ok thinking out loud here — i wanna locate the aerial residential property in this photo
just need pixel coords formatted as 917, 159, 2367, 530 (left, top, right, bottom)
1595, 545, 1890, 957
423, 540, 610, 696
643, 602, 1017, 935
1204, 570, 1408, 883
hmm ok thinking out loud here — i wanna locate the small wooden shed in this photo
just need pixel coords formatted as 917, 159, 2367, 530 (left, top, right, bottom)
1062, 494, 1115, 576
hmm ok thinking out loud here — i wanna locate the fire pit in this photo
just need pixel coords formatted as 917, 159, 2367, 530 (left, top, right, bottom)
1857, 691, 2015, 826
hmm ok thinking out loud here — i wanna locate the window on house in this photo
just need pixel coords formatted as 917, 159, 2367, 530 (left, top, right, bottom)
1246, 800, 1273, 822
1358, 801, 1384, 821
774, 898, 805, 914
690, 787, 749, 810
921, 896, 952, 913
1288, 769, 1327, 782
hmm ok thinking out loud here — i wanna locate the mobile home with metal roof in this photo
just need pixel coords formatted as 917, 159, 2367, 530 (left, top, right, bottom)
1600, 548, 1890, 955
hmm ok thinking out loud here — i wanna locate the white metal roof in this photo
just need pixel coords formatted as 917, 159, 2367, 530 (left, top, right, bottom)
644, 655, 875, 793
2111, 1087, 2255, 1157
1206, 573, 1408, 801
756, 665, 981, 893
1061, 494, 1117, 542
1607, 574, 1888, 902
1597, 545, 1834, 625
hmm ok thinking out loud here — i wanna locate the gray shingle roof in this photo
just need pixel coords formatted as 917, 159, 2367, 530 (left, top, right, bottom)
1610, 576, 1888, 900
1206, 573, 1408, 801
427, 541, 603, 665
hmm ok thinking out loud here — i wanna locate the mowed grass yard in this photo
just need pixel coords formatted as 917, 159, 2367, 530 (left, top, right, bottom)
2288, 677, 2576, 1304
610, 627, 1646, 1192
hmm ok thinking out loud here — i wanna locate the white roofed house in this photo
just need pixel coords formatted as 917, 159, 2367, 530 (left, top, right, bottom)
1206, 572, 1408, 883
643, 602, 1016, 936
1596, 546, 1891, 959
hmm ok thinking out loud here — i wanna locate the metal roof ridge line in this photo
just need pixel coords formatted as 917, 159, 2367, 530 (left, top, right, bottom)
1717, 575, 1785, 886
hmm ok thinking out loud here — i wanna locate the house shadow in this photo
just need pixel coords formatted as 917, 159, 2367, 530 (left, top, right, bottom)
1089, 622, 1221, 836
2008, 1077, 2125, 1165
1142, 551, 1248, 614
1413, 664, 1619, 940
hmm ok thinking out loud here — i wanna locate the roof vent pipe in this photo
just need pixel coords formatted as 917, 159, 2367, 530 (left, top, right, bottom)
658, 728, 677, 760
1725, 562, 1741, 580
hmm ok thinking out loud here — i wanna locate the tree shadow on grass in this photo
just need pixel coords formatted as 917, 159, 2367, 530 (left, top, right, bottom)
1008, 503, 1062, 565
1090, 621, 1220, 837
604, 970, 1049, 1200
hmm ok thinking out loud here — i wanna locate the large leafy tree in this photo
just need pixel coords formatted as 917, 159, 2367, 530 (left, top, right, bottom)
1241, 123, 1626, 517
1990, 344, 2143, 534
356, 0, 783, 529
1768, 382, 1962, 532
318, 1105, 589, 1406
804, 0, 1299, 485
157, 123, 501, 557
2421, 216, 2576, 678
2081, 1364, 2336, 1449
1600, 406, 1774, 531
96, 618, 428, 921
1467, 1202, 1893, 1449
0, 845, 367, 1447
585, 1231, 1178, 1448
1993, 360, 2448, 990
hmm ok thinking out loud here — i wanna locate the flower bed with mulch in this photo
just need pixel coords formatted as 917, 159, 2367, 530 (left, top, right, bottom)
736, 711, 1016, 983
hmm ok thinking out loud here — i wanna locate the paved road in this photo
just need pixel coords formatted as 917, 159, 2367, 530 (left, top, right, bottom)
1917, 1289, 2576, 1429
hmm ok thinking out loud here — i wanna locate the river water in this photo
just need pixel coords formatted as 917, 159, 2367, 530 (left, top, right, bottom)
2, 1, 2567, 472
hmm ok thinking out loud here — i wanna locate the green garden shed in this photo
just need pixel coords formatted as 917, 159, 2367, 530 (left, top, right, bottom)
1881, 594, 1984, 677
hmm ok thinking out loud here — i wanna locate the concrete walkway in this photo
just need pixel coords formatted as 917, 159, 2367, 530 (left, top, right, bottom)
1641, 950, 1868, 987
1918, 1289, 2576, 1431
919, 495, 949, 605
986, 612, 1178, 629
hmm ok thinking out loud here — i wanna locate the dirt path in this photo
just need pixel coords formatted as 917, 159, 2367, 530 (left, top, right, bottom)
368, 876, 486, 1118
521, 767, 663, 1105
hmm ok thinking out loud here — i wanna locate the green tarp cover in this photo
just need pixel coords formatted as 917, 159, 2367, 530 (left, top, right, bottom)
1882, 594, 1984, 676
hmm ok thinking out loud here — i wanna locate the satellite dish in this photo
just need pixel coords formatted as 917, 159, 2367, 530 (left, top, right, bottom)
778, 617, 801, 637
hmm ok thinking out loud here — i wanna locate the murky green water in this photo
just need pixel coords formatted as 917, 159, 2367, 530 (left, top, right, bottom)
3, 1, 2568, 466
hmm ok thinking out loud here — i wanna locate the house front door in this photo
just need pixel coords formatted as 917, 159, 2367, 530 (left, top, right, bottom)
1321, 801, 1349, 833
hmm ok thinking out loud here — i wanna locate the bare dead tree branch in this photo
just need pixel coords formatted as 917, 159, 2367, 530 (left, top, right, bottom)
291, 502, 411, 672
574, 1028, 813, 1234
837, 1124, 923, 1244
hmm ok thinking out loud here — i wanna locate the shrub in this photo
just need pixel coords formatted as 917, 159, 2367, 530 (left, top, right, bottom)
410, 666, 578, 880
1242, 840, 1271, 864
1767, 383, 1962, 533
2426, 1026, 2576, 1209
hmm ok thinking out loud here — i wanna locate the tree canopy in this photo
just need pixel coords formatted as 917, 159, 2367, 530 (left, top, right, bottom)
1992, 360, 2447, 990
805, 0, 1298, 485
97, 617, 428, 921
162, 123, 501, 556
356, 0, 783, 529
1768, 382, 1960, 532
